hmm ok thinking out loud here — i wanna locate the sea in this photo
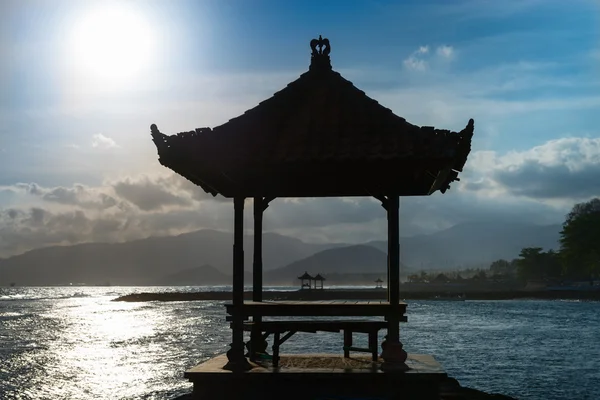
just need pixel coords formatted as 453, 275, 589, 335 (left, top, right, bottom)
1, 286, 599, 400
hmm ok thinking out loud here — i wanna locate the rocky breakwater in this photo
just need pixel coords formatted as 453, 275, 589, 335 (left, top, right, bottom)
172, 377, 517, 400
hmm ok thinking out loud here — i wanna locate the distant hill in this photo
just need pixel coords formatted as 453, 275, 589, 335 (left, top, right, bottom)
158, 264, 229, 285
0, 222, 562, 286
367, 221, 561, 270
0, 229, 343, 286
264, 245, 409, 285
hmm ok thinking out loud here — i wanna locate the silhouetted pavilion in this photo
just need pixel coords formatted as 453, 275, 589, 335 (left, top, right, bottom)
375, 278, 384, 289
313, 273, 326, 290
151, 35, 474, 372
298, 271, 314, 290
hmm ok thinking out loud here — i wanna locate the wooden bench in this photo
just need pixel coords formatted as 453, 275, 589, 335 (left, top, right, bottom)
241, 320, 396, 368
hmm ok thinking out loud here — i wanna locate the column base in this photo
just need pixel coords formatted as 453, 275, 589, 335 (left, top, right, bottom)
380, 340, 409, 372
222, 359, 253, 371
223, 345, 253, 371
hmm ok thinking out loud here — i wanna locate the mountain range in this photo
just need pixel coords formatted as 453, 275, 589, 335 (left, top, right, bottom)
0, 222, 561, 286
263, 245, 407, 285
368, 221, 561, 269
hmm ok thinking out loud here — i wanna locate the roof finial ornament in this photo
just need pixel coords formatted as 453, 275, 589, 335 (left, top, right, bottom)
310, 35, 330, 56
309, 35, 332, 71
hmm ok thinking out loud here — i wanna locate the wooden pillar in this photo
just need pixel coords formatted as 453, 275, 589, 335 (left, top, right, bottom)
344, 330, 352, 358
389, 195, 400, 307
250, 197, 267, 360
225, 196, 250, 370
233, 197, 245, 307
251, 197, 273, 298
387, 195, 400, 341
381, 194, 407, 369
253, 197, 264, 302
250, 197, 273, 359
376, 195, 391, 301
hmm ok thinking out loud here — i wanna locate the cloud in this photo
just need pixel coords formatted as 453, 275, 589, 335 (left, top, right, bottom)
403, 45, 454, 71
403, 56, 428, 71
0, 207, 126, 256
42, 185, 118, 209
112, 176, 194, 211
356, 58, 600, 154
2, 133, 595, 258
465, 137, 600, 200
436, 45, 454, 59
5, 183, 119, 210
0, 173, 234, 257
91, 133, 118, 149
403, 46, 430, 71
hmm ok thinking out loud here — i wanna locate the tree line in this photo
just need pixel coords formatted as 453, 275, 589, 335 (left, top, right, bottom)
490, 198, 600, 283
406, 269, 490, 283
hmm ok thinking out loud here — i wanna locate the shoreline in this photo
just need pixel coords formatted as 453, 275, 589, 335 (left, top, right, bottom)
113, 289, 600, 302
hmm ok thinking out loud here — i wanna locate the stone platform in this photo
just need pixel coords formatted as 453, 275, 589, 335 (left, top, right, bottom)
184, 353, 447, 400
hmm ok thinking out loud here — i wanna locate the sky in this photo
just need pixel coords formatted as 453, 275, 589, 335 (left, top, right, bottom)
1, 0, 600, 258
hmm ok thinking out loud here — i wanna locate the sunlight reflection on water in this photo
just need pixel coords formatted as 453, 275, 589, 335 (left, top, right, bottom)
1, 287, 599, 400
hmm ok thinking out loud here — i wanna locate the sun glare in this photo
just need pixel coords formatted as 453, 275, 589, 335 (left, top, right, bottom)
68, 5, 155, 85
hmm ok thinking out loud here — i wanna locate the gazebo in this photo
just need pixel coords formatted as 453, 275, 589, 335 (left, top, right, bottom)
151, 35, 473, 390
298, 271, 314, 290
375, 278, 384, 289
313, 273, 326, 289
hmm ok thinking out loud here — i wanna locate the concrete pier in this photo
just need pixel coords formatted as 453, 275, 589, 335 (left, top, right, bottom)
184, 353, 447, 400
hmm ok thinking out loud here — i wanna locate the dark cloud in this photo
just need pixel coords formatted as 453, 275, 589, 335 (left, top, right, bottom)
7, 209, 18, 219
0, 187, 565, 258
0, 208, 93, 256
0, 174, 236, 257
29, 207, 46, 226
42, 185, 119, 209
113, 177, 192, 211
461, 180, 489, 192
493, 161, 600, 199
15, 183, 43, 196
466, 138, 600, 201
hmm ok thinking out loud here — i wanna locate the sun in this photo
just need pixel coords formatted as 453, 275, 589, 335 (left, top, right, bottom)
68, 4, 155, 85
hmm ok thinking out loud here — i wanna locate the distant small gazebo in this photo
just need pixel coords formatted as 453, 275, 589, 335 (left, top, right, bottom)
313, 273, 326, 289
375, 278, 384, 289
298, 271, 314, 290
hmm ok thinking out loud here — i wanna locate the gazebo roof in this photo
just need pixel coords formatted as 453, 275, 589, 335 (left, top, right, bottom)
314, 274, 326, 281
375, 278, 383, 283
151, 36, 474, 198
298, 272, 314, 280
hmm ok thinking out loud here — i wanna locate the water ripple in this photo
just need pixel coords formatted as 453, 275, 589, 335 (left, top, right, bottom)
1, 288, 599, 399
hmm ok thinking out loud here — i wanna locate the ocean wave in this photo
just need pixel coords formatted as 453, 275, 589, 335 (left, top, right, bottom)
0, 292, 92, 301
0, 312, 29, 321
